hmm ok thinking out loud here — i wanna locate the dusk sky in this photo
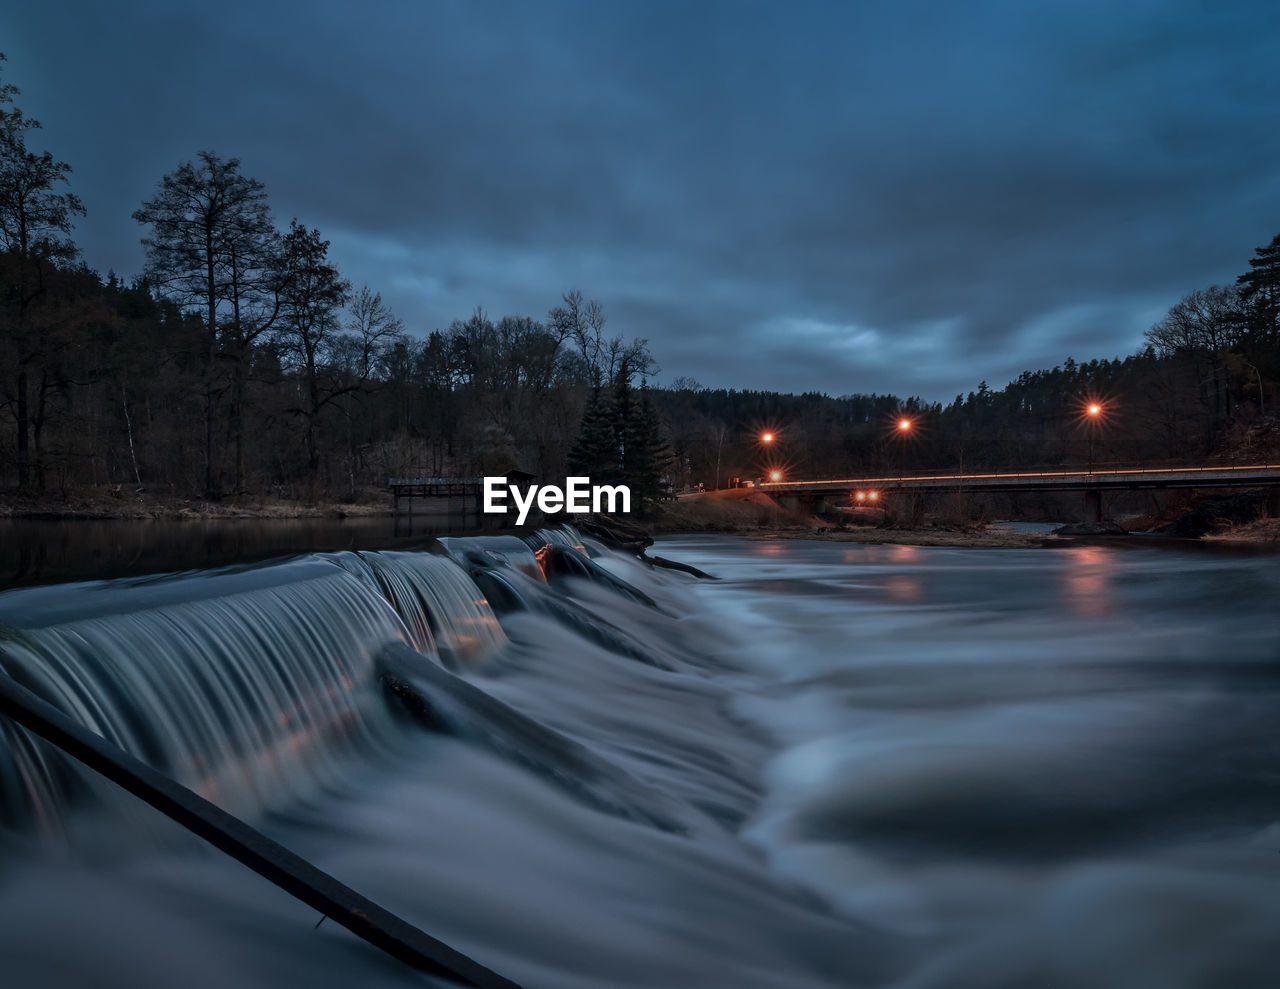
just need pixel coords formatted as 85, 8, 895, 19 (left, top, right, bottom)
5, 1, 1279, 401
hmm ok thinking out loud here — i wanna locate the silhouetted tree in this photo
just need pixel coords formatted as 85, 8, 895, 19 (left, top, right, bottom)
274, 220, 351, 498
133, 151, 276, 495
1237, 233, 1280, 342
623, 381, 674, 512
0, 53, 86, 488
568, 385, 618, 481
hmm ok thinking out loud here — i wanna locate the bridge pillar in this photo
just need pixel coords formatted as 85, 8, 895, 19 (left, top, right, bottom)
781, 495, 800, 511
1084, 489, 1102, 523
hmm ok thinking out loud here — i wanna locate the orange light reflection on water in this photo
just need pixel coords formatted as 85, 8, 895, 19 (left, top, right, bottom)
1062, 544, 1114, 619
884, 574, 924, 603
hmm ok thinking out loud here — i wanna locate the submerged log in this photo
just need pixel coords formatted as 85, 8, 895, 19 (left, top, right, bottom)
0, 671, 523, 989
642, 554, 719, 580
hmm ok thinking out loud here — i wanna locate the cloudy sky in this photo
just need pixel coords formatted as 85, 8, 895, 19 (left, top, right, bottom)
5, 1, 1279, 400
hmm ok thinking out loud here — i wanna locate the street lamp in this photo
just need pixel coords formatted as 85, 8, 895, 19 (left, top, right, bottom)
893, 416, 916, 479
1084, 401, 1104, 474
769, 469, 782, 482
761, 431, 775, 445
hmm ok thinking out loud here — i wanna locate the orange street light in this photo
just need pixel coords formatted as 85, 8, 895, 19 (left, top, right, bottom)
868, 490, 879, 501
1082, 400, 1106, 474
855, 491, 866, 502
761, 431, 775, 444
898, 417, 913, 432
769, 469, 782, 482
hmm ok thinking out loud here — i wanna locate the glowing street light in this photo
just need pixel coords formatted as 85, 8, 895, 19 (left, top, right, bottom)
898, 418, 913, 432
1082, 400, 1106, 474
761, 431, 775, 444
769, 469, 782, 482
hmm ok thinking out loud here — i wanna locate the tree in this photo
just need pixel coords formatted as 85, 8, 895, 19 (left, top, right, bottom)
548, 289, 657, 386
133, 151, 277, 495
0, 53, 86, 489
1234, 233, 1280, 413
1145, 286, 1240, 446
623, 381, 674, 513
275, 220, 351, 498
333, 285, 404, 496
1237, 232, 1280, 344
568, 385, 617, 480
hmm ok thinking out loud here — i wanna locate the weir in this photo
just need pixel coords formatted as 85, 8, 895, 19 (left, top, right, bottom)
0, 539, 592, 984
3, 528, 1278, 988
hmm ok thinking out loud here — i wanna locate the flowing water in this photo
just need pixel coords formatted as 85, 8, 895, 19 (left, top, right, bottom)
0, 531, 1277, 987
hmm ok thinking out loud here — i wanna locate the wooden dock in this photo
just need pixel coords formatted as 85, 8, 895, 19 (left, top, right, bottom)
388, 478, 483, 515
388, 471, 534, 516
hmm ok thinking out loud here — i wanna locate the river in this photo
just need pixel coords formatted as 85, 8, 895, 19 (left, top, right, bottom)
0, 530, 1277, 987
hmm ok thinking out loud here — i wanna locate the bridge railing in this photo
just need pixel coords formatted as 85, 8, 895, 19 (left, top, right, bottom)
771, 458, 1280, 485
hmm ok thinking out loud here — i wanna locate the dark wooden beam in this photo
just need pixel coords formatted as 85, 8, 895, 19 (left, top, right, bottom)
0, 671, 523, 989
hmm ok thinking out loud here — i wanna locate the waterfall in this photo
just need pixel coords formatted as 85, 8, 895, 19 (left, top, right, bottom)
0, 549, 506, 835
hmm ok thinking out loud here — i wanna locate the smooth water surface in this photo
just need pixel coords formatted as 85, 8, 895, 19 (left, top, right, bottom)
0, 515, 502, 589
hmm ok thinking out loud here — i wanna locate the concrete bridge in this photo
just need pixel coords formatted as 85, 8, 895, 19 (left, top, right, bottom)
760, 463, 1280, 522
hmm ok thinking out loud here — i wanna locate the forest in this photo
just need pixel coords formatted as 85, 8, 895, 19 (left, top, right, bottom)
2, 55, 1278, 508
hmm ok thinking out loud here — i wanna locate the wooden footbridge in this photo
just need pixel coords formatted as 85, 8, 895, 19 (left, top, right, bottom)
760, 463, 1280, 521
388, 470, 535, 515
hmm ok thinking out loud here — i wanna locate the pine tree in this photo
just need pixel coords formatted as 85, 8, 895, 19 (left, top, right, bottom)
568, 385, 619, 482
1237, 232, 1280, 344
623, 382, 674, 513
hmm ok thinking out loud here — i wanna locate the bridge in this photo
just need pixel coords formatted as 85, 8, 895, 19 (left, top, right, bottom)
759, 463, 1280, 522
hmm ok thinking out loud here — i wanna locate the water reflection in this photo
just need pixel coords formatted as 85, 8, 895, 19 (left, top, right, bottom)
1061, 544, 1115, 619
0, 515, 508, 590
883, 574, 925, 603
889, 544, 923, 565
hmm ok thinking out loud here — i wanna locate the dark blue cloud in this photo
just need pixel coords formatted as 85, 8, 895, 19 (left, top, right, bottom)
4, 0, 1278, 399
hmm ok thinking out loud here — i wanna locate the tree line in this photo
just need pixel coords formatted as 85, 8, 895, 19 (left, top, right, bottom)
2, 53, 1278, 511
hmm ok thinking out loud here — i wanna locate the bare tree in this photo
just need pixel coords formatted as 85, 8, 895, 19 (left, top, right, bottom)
275, 220, 351, 498
1145, 286, 1240, 445
547, 288, 658, 385
134, 151, 277, 495
0, 53, 86, 488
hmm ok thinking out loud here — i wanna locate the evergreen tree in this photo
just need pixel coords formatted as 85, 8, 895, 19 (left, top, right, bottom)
567, 385, 618, 481
1237, 232, 1280, 345
623, 381, 674, 513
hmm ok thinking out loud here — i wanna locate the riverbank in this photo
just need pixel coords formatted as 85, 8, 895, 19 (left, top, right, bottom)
1203, 517, 1280, 545
5, 485, 1276, 547
642, 489, 1280, 548
0, 488, 394, 521
640, 490, 1058, 548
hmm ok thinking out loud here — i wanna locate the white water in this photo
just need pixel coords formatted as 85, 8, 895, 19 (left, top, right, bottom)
0, 533, 1277, 987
